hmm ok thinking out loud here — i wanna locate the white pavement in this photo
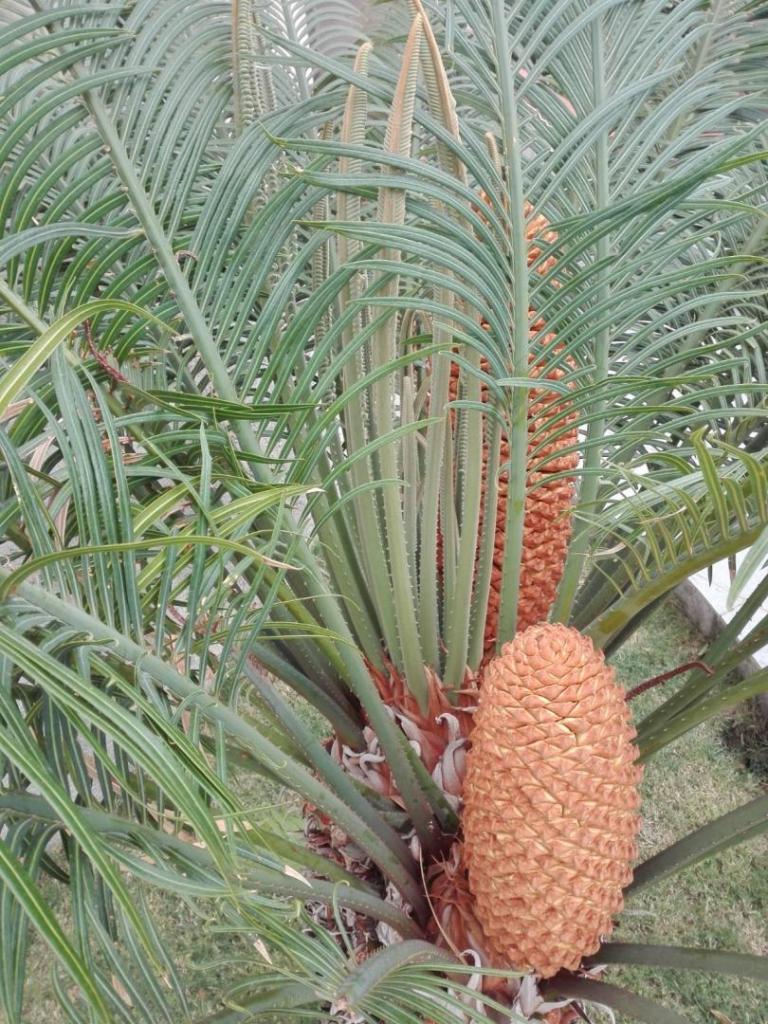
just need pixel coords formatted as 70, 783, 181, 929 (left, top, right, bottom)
679, 552, 767, 672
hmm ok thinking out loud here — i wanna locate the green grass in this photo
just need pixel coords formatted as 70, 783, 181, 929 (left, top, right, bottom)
608, 600, 768, 1024
7, 598, 768, 1024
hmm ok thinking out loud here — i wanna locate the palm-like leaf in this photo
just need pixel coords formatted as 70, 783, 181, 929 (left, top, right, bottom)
1, 0, 767, 1020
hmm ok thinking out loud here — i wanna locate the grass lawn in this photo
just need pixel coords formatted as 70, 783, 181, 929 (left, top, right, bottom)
609, 600, 768, 1024
9, 599, 768, 1024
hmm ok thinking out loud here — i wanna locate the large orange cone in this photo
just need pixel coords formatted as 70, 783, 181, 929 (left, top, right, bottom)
462, 624, 642, 977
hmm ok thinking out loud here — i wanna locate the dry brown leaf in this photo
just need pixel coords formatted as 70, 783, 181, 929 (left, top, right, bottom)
282, 864, 312, 886
111, 975, 133, 1007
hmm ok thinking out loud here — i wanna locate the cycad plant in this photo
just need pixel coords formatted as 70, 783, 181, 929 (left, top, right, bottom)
1, 0, 768, 1021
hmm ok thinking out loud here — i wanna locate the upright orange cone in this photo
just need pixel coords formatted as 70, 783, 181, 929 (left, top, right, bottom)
462, 624, 643, 977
